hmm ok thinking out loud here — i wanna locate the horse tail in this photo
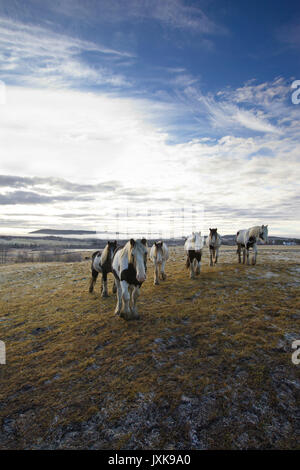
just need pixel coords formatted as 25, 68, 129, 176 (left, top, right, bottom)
91, 250, 101, 260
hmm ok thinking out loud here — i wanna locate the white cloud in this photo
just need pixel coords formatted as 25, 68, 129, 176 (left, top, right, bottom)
181, 84, 281, 134
47, 0, 227, 35
1, 80, 300, 237
0, 17, 132, 88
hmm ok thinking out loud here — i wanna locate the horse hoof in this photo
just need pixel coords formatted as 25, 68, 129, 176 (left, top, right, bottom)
101, 293, 108, 298
120, 311, 129, 320
154, 281, 159, 285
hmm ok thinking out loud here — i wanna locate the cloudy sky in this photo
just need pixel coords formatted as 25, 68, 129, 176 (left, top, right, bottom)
0, 0, 299, 238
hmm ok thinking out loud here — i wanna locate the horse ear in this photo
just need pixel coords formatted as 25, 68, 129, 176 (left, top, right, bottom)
141, 238, 147, 246
130, 238, 135, 247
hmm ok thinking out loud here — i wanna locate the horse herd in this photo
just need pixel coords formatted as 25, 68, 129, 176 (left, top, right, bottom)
89, 225, 269, 320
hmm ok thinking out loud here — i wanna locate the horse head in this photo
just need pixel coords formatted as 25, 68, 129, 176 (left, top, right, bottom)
260, 225, 269, 244
129, 238, 148, 282
107, 240, 117, 258
209, 228, 218, 242
154, 241, 163, 262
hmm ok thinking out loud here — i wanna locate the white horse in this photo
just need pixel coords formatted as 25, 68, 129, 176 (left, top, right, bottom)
236, 225, 268, 265
184, 232, 205, 279
206, 228, 222, 266
112, 238, 148, 320
149, 241, 169, 285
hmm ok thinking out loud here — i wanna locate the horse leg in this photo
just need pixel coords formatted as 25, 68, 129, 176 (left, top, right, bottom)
209, 249, 213, 267
213, 248, 216, 265
89, 269, 98, 293
112, 278, 117, 294
195, 259, 201, 275
101, 271, 108, 297
154, 261, 159, 285
196, 252, 202, 274
243, 247, 250, 265
215, 248, 219, 264
161, 260, 167, 280
131, 286, 140, 319
120, 281, 131, 320
252, 244, 257, 265
190, 258, 195, 279
237, 245, 241, 263
114, 279, 122, 315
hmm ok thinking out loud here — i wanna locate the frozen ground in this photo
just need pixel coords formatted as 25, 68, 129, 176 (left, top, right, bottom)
0, 245, 299, 449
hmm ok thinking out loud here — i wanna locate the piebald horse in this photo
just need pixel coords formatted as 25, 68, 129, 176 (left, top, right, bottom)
236, 225, 268, 265
206, 228, 222, 266
89, 240, 117, 297
184, 232, 205, 279
149, 241, 169, 285
112, 238, 148, 320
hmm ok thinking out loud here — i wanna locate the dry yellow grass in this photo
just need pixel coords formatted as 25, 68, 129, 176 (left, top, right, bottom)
0, 245, 299, 449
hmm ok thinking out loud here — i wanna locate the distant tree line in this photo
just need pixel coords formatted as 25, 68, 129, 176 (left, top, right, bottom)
0, 249, 82, 264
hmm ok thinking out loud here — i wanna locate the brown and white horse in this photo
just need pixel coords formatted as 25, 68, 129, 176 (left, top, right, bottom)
149, 241, 169, 285
206, 228, 222, 266
112, 238, 148, 320
236, 225, 268, 265
184, 232, 204, 279
89, 240, 117, 297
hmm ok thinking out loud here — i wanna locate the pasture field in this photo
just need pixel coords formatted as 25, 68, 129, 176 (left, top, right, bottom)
0, 245, 299, 449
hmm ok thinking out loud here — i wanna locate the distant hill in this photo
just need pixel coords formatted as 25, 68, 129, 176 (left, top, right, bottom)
30, 229, 97, 235
23, 230, 300, 246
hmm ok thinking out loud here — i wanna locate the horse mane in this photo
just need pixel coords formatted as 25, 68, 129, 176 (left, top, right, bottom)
248, 226, 262, 238
101, 244, 110, 264
120, 240, 147, 264
120, 241, 131, 262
